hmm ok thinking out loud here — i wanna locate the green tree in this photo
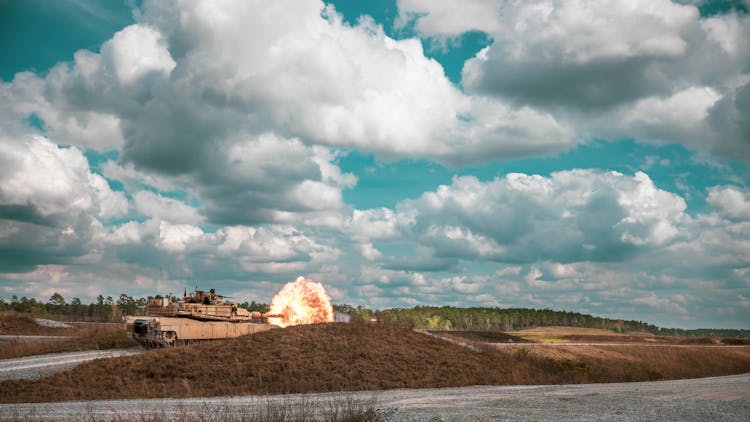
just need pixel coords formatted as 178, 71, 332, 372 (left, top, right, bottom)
70, 297, 86, 318
117, 294, 138, 316
239, 301, 269, 313
46, 292, 66, 314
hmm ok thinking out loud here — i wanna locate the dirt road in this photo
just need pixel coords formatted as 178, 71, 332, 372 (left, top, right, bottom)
0, 348, 144, 381
1, 373, 747, 421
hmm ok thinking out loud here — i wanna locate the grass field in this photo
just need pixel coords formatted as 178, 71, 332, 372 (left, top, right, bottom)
1, 322, 749, 404
514, 326, 636, 342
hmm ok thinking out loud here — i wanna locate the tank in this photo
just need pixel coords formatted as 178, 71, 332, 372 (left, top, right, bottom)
124, 289, 281, 347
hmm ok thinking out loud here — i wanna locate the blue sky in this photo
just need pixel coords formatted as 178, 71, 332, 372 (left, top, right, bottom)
0, 0, 749, 328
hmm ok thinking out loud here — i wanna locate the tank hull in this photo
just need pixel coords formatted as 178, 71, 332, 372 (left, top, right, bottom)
125, 316, 277, 347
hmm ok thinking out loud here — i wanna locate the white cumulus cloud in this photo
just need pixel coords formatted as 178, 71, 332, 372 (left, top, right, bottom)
133, 191, 204, 225
101, 24, 175, 86
0, 136, 128, 220
363, 170, 688, 263
707, 186, 750, 221
400, 0, 750, 161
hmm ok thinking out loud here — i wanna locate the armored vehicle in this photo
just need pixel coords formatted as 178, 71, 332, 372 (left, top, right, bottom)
124, 289, 280, 347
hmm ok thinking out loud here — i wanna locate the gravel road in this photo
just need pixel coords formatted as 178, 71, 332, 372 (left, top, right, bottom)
0, 348, 144, 381
0, 335, 71, 343
1, 373, 747, 421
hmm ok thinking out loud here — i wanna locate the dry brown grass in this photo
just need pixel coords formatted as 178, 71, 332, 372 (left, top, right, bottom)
428, 330, 532, 344
0, 313, 135, 359
514, 326, 623, 336
482, 326, 750, 345
1, 322, 749, 404
515, 344, 750, 382
0, 313, 78, 336
0, 392, 387, 421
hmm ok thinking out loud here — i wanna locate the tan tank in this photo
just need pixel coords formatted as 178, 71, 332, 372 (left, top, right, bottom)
124, 289, 281, 347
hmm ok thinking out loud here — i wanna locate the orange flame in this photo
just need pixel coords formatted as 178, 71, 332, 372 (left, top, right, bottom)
268, 276, 334, 328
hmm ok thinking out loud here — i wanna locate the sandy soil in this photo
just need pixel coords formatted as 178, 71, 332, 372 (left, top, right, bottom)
0, 373, 747, 421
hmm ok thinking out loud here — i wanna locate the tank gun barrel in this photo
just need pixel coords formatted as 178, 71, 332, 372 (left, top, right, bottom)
248, 311, 284, 319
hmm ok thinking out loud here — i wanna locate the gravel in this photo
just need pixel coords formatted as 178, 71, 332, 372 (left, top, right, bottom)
0, 348, 144, 381
33, 319, 74, 329
1, 373, 747, 421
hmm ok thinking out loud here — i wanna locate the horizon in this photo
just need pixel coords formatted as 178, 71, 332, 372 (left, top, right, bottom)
2, 288, 748, 332
1, 0, 749, 330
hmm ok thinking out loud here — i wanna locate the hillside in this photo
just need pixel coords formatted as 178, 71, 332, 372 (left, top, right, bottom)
0, 313, 134, 359
0, 314, 75, 336
2, 323, 750, 403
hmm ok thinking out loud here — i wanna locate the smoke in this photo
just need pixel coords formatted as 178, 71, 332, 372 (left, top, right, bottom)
268, 276, 334, 327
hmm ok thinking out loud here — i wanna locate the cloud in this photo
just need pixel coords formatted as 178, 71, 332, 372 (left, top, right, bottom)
0, 135, 128, 221
707, 185, 750, 220
157, 221, 203, 252
0, 0, 581, 233
707, 81, 750, 158
99, 218, 340, 277
100, 24, 175, 87
0, 1, 576, 237
396, 0, 504, 37
383, 170, 686, 263
0, 72, 126, 150
348, 208, 399, 240
400, 0, 750, 161
333, 169, 750, 325
133, 191, 204, 225
0, 0, 748, 329
597, 86, 720, 144
3, 0, 574, 173
459, 0, 701, 108
0, 135, 128, 272
193, 134, 350, 226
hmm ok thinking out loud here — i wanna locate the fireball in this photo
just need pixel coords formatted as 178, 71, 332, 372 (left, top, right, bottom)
268, 276, 334, 327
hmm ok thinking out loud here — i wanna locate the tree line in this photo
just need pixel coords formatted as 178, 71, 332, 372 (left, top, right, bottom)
0, 293, 268, 323
333, 305, 750, 338
1, 293, 746, 337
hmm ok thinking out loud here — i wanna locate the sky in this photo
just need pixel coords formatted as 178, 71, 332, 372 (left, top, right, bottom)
0, 0, 749, 329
